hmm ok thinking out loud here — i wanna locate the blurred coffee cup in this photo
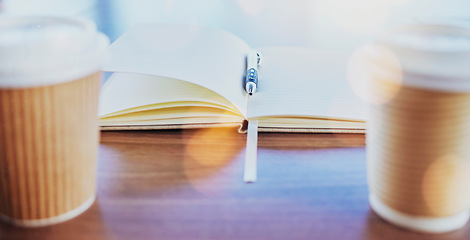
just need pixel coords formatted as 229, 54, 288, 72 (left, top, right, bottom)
365, 23, 470, 233
0, 16, 108, 227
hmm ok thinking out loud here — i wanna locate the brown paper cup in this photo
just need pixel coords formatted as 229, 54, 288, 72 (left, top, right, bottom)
0, 16, 107, 227
0, 73, 101, 227
367, 74, 470, 233
363, 23, 470, 233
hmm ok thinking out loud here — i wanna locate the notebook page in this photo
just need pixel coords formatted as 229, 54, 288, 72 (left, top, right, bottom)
103, 23, 251, 117
247, 47, 367, 121
99, 73, 242, 117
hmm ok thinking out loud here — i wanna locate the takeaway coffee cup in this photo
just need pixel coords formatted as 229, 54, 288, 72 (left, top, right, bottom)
365, 24, 470, 233
0, 17, 108, 226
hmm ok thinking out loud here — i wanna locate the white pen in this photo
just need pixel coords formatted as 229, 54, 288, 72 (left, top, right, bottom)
245, 51, 261, 95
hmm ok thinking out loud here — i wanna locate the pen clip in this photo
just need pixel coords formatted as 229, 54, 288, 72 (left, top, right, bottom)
256, 52, 262, 67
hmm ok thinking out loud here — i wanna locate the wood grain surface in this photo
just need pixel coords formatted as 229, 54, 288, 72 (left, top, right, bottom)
0, 129, 469, 240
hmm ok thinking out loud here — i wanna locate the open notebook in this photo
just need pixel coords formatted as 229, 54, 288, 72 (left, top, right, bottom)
99, 23, 367, 133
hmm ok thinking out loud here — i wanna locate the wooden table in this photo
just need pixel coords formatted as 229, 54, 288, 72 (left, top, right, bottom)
0, 129, 469, 240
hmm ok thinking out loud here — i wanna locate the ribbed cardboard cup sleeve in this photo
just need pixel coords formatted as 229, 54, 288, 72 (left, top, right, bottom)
367, 77, 470, 219
0, 73, 100, 226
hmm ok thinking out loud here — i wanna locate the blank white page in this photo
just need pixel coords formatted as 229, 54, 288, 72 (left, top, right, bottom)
247, 47, 366, 121
103, 23, 251, 117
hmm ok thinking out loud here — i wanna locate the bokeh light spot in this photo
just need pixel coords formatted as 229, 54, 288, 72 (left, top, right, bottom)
347, 44, 403, 106
316, 0, 392, 35
422, 155, 470, 216
183, 126, 243, 196
236, 0, 267, 16
185, 127, 240, 167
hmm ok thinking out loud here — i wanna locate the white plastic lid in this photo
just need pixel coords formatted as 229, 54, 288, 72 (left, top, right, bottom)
0, 16, 109, 88
369, 24, 470, 92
